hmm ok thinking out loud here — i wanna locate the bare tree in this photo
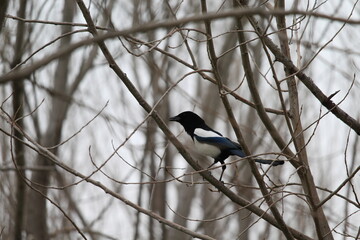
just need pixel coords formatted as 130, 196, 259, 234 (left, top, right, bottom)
1, 1, 360, 240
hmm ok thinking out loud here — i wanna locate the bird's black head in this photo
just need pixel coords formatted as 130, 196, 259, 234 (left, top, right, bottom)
169, 111, 206, 136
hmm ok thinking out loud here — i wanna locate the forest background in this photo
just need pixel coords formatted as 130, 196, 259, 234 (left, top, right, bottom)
1, 1, 360, 240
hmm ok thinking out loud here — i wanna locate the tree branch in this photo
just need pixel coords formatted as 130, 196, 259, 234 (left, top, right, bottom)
73, 1, 313, 239
246, 9, 360, 135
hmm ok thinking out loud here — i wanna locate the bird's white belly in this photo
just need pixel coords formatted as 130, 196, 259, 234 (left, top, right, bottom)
194, 138, 221, 158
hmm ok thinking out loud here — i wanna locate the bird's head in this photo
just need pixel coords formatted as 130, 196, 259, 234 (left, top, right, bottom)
169, 111, 205, 135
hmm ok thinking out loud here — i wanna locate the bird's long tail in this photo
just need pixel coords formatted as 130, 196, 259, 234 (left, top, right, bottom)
230, 149, 284, 166
255, 159, 284, 166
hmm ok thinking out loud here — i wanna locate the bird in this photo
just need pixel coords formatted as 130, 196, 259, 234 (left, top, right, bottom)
169, 111, 284, 181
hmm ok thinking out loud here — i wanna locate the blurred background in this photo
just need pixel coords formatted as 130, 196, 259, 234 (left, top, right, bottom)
0, 0, 359, 239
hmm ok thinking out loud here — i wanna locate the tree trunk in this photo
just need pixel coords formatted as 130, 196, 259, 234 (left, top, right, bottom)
11, 0, 27, 239
25, 1, 75, 239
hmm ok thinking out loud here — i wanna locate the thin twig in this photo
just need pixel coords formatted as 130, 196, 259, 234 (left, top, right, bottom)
74, 1, 313, 239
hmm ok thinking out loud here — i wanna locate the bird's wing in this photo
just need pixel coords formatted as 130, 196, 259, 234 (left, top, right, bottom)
193, 129, 284, 165
194, 128, 246, 158
194, 128, 222, 138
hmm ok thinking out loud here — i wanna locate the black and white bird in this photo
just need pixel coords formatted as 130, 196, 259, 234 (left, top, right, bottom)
170, 111, 284, 181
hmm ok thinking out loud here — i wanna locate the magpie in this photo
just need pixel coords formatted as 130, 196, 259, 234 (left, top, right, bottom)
169, 111, 284, 181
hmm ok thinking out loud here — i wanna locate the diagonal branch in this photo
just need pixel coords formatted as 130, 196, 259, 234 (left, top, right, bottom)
201, 1, 294, 239
3, 6, 359, 137
245, 11, 360, 135
272, 1, 333, 239
73, 1, 313, 239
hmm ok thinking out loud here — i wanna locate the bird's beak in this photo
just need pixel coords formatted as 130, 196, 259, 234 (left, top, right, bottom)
169, 115, 180, 121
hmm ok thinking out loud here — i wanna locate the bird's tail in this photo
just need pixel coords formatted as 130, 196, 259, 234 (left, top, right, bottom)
230, 149, 284, 166
255, 159, 284, 166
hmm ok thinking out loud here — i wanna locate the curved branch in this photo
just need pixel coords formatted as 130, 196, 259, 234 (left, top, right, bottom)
73, 1, 313, 239
247, 12, 360, 135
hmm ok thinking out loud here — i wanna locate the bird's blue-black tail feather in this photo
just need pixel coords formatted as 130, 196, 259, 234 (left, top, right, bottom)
255, 159, 284, 166
230, 149, 284, 166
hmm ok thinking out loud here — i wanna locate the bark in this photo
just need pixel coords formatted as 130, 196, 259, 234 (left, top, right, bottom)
10, 0, 27, 239
0, 0, 8, 34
